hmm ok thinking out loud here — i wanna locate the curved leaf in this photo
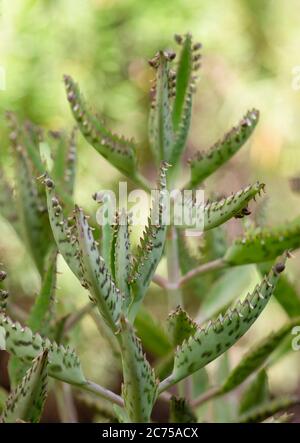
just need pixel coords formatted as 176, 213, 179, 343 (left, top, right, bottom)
159, 258, 286, 392
1, 350, 48, 423
64, 75, 137, 177
119, 316, 158, 423
0, 313, 86, 386
188, 109, 259, 187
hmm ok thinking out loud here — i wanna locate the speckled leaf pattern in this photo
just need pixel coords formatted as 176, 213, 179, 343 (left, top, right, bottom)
167, 306, 197, 346
1, 350, 48, 423
169, 396, 197, 423
160, 259, 285, 391
170, 34, 201, 167
224, 216, 300, 265
128, 163, 168, 320
0, 313, 86, 386
113, 211, 132, 310
64, 75, 137, 177
221, 316, 300, 394
148, 52, 174, 162
119, 316, 158, 423
188, 109, 259, 187
182, 182, 265, 231
74, 206, 123, 331
239, 369, 269, 415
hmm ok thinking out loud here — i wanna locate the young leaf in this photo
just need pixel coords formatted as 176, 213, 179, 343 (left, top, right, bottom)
0, 313, 86, 386
169, 397, 197, 423
128, 163, 169, 320
1, 350, 48, 423
74, 206, 123, 331
159, 258, 286, 392
119, 316, 158, 423
258, 263, 300, 318
224, 216, 300, 265
221, 316, 300, 394
112, 211, 131, 311
148, 52, 174, 162
64, 75, 137, 177
239, 369, 269, 415
188, 109, 259, 187
167, 306, 197, 346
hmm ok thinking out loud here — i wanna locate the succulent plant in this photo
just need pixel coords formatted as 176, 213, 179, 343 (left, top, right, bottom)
0, 33, 300, 423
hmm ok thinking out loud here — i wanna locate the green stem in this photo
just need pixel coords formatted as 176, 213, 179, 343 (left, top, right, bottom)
166, 226, 183, 310
80, 380, 124, 407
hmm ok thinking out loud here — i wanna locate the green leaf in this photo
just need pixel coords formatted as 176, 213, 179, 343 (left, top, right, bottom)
135, 308, 172, 358
148, 52, 174, 162
27, 249, 58, 336
1, 350, 48, 423
169, 397, 197, 423
237, 396, 300, 423
167, 306, 197, 346
169, 34, 201, 167
11, 141, 51, 274
51, 128, 77, 198
188, 109, 259, 187
94, 192, 115, 273
0, 313, 86, 386
74, 206, 123, 331
128, 163, 168, 320
239, 370, 269, 415
182, 182, 265, 231
258, 263, 300, 318
221, 317, 300, 394
159, 258, 286, 392
0, 387, 8, 415
119, 316, 158, 423
224, 216, 300, 265
64, 75, 137, 177
0, 169, 21, 236
113, 211, 131, 311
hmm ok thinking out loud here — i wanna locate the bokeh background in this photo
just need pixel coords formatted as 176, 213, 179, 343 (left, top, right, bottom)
0, 0, 300, 422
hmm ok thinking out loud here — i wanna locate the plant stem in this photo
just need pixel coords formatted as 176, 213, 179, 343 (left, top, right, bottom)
80, 380, 124, 407
191, 386, 221, 408
178, 258, 226, 287
166, 226, 183, 310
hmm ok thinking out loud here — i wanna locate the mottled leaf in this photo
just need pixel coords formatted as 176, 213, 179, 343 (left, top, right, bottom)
1, 350, 48, 423
119, 316, 158, 423
64, 75, 137, 177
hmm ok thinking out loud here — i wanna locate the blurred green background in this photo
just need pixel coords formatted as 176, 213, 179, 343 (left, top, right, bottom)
0, 0, 300, 421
